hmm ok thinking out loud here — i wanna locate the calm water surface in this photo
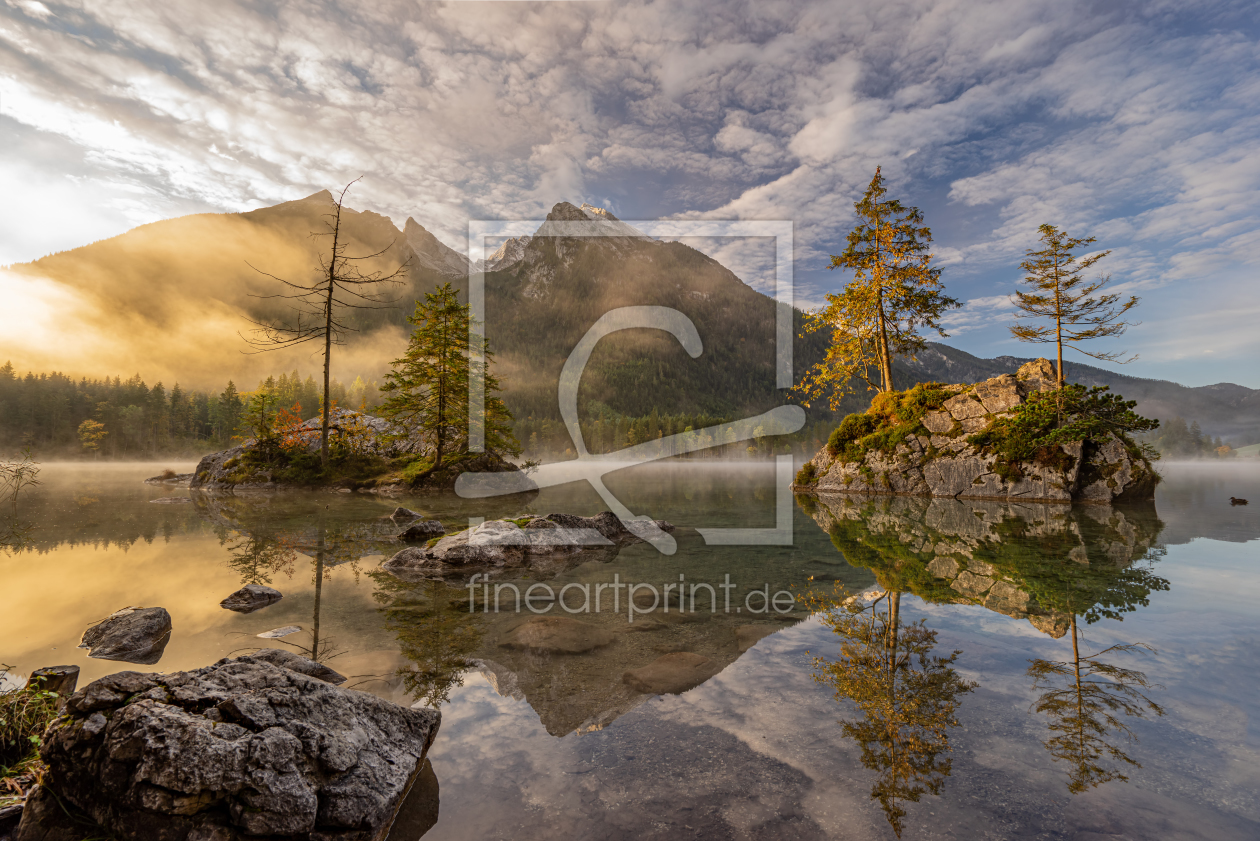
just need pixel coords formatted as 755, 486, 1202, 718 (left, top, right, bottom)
2, 461, 1259, 839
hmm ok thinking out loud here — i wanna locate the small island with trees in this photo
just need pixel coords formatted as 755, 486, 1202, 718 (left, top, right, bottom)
792, 168, 1161, 503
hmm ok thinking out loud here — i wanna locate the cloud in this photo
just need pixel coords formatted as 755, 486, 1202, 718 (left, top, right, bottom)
0, 0, 1257, 384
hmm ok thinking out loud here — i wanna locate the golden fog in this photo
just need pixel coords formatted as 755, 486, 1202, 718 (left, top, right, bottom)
0, 192, 425, 392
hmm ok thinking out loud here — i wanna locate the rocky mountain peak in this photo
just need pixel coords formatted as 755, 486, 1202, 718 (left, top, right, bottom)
302, 189, 334, 203
403, 217, 469, 277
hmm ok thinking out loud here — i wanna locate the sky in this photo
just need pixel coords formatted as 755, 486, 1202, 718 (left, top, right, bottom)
1, 0, 1258, 388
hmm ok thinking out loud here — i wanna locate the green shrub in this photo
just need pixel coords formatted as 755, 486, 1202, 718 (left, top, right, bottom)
796, 461, 817, 485
1, 672, 60, 772
968, 386, 1158, 480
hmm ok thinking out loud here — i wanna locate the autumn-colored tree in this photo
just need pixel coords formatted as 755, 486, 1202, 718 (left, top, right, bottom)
795, 167, 959, 407
380, 283, 520, 481
77, 419, 108, 457
807, 585, 976, 836
1010, 225, 1139, 387
243, 179, 408, 468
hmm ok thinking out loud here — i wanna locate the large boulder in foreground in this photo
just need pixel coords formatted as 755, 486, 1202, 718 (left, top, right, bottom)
793, 359, 1158, 504
17, 654, 440, 841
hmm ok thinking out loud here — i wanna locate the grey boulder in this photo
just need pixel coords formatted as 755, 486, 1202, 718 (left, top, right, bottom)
18, 654, 440, 841
78, 607, 172, 665
398, 520, 446, 542
218, 584, 283, 614
246, 647, 347, 685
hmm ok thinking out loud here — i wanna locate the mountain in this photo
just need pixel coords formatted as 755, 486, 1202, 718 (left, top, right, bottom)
3, 194, 831, 431
897, 344, 1260, 443
478, 201, 829, 422
3, 191, 471, 390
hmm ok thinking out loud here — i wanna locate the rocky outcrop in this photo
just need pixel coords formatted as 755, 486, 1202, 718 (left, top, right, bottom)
78, 607, 172, 665
795, 359, 1157, 504
219, 585, 282, 614
189, 410, 427, 491
17, 654, 439, 841
381, 512, 675, 578
189, 411, 532, 493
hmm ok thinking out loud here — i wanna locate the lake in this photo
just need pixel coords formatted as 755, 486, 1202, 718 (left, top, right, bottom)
2, 460, 1258, 839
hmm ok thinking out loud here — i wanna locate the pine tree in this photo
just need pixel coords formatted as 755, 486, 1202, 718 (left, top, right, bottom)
795, 167, 958, 407
217, 381, 244, 441
380, 283, 519, 480
1010, 225, 1139, 387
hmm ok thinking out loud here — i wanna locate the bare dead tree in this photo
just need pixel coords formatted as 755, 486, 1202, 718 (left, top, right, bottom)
242, 179, 409, 468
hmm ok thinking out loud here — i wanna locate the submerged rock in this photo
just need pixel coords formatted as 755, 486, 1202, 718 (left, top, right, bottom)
17, 654, 440, 841
389, 506, 423, 522
218, 584, 283, 614
143, 472, 194, 486
500, 616, 615, 654
622, 652, 721, 695
78, 607, 172, 665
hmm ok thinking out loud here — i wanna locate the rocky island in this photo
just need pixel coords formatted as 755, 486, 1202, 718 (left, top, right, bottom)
793, 359, 1159, 504
189, 408, 531, 494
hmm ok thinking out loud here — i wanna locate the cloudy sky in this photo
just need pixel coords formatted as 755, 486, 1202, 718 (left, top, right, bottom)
1, 0, 1258, 387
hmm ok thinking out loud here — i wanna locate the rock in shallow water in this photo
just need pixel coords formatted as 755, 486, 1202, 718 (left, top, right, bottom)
78, 607, 172, 665
17, 654, 440, 841
218, 584, 283, 614
622, 652, 721, 695
397, 520, 446, 542
500, 616, 614, 654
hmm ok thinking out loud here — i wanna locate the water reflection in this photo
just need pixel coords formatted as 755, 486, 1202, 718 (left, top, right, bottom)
806, 586, 976, 837
800, 494, 1167, 637
800, 492, 1172, 806
370, 573, 484, 708
1027, 618, 1165, 794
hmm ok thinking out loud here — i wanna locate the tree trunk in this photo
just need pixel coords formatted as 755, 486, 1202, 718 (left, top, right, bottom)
320, 202, 343, 469
876, 289, 894, 393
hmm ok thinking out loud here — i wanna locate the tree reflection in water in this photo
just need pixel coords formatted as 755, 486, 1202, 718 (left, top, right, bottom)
807, 585, 976, 837
223, 529, 297, 586
218, 511, 372, 667
1027, 615, 1164, 793
369, 573, 483, 708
